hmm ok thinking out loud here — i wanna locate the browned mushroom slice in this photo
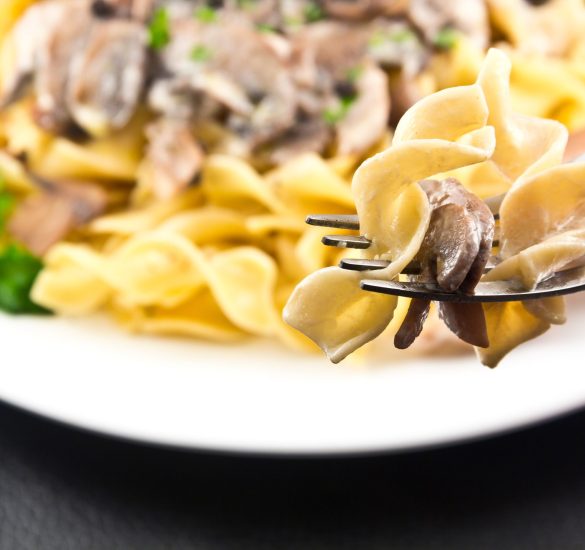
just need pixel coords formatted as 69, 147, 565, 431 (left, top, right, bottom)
394, 178, 494, 349
0, 0, 77, 109
145, 119, 205, 200
258, 117, 331, 165
335, 63, 390, 156
161, 15, 297, 147
8, 179, 108, 256
292, 22, 370, 85
408, 0, 490, 51
389, 70, 426, 127
67, 20, 147, 138
91, 0, 156, 20
323, 0, 409, 20
33, 2, 94, 134
394, 297, 431, 349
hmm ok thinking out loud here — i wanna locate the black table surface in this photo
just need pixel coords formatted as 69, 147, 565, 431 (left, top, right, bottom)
1, 399, 585, 550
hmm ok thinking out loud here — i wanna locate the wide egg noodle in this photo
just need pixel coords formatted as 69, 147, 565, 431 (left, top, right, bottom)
31, 244, 112, 315
284, 82, 496, 363
472, 50, 583, 367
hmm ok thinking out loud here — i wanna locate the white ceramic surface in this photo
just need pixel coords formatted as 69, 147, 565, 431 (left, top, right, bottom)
1, 297, 584, 455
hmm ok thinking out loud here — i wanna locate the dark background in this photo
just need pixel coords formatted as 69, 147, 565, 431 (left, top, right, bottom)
1, 400, 584, 550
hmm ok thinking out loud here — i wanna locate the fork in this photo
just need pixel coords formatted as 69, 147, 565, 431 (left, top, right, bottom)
305, 212, 585, 303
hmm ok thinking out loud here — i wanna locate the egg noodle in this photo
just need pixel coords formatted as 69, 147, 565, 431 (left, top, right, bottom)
285, 48, 585, 367
1, 1, 585, 365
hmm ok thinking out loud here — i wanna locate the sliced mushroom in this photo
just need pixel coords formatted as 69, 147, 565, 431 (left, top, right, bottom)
33, 2, 94, 134
335, 62, 390, 155
258, 116, 331, 165
145, 119, 205, 199
0, 0, 79, 108
408, 0, 490, 51
323, 0, 409, 20
9, 178, 108, 255
67, 19, 148, 137
91, 0, 157, 20
394, 178, 494, 349
160, 14, 297, 147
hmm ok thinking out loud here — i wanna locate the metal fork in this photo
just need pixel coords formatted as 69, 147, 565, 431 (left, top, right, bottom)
306, 212, 585, 302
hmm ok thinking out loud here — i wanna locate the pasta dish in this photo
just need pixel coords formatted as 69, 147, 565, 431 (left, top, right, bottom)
1, 0, 585, 365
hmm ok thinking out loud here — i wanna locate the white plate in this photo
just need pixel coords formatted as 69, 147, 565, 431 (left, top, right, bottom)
1, 297, 584, 455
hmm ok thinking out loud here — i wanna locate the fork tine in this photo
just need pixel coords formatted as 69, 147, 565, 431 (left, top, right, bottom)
306, 214, 359, 230
340, 257, 497, 274
322, 234, 371, 249
360, 268, 585, 302
340, 258, 422, 275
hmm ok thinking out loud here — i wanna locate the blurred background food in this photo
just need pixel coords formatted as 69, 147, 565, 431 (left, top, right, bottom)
0, 0, 584, 357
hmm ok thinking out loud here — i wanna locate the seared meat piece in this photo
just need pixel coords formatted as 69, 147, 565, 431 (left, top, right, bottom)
9, 177, 108, 255
67, 19, 148, 137
145, 118, 205, 199
394, 178, 494, 349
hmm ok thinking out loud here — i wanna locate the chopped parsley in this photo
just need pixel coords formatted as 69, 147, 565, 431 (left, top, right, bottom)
0, 173, 51, 315
148, 7, 170, 50
346, 66, 363, 84
191, 45, 212, 62
195, 5, 217, 23
388, 28, 417, 43
0, 177, 15, 234
322, 94, 357, 125
433, 27, 459, 50
304, 1, 324, 23
256, 22, 276, 33
0, 244, 50, 315
369, 27, 417, 47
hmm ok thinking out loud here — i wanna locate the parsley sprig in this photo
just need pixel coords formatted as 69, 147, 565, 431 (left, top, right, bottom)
148, 7, 170, 50
0, 173, 50, 315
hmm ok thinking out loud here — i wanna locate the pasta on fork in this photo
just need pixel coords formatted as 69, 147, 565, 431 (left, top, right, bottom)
284, 49, 585, 367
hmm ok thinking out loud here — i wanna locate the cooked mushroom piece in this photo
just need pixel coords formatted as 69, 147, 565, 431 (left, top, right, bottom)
408, 0, 490, 50
33, 2, 94, 134
335, 62, 390, 155
67, 20, 148, 138
160, 14, 297, 147
258, 116, 332, 165
145, 119, 205, 199
394, 178, 494, 349
8, 177, 109, 256
323, 0, 409, 20
0, 0, 78, 109
91, 0, 156, 20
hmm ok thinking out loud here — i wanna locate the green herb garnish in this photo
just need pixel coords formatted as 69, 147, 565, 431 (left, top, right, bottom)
0, 175, 15, 235
195, 5, 217, 23
322, 94, 357, 125
433, 27, 459, 50
0, 244, 50, 315
237, 0, 255, 9
304, 1, 324, 23
388, 28, 417, 43
256, 22, 275, 33
148, 7, 170, 50
346, 66, 363, 84
369, 27, 416, 48
191, 45, 212, 62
